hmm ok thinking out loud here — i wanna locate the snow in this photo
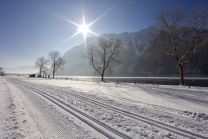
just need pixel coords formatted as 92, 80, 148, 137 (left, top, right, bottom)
0, 77, 42, 139
24, 77, 208, 113
1, 76, 208, 138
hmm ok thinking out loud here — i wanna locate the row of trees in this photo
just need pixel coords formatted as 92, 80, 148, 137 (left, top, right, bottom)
34, 6, 208, 85
35, 51, 66, 78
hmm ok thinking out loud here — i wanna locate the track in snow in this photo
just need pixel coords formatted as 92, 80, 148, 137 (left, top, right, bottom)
8, 77, 208, 139
6, 79, 99, 139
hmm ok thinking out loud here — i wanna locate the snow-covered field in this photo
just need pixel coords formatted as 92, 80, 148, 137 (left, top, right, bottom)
1, 76, 208, 139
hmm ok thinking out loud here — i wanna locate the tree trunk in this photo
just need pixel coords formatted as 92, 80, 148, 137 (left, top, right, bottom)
101, 69, 105, 81
101, 74, 104, 81
53, 61, 55, 78
178, 64, 184, 85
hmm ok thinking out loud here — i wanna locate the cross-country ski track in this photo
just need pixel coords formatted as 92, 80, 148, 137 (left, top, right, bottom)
1, 76, 208, 139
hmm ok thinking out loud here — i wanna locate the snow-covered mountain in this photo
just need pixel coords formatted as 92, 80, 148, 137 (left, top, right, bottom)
54, 25, 155, 76
49, 24, 208, 76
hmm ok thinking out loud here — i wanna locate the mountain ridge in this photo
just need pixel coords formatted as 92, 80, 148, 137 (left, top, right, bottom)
52, 25, 154, 76
50, 25, 208, 76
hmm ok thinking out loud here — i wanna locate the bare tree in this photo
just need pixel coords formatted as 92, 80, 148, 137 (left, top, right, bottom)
154, 7, 208, 85
0, 67, 5, 76
42, 69, 48, 78
35, 56, 49, 76
48, 51, 66, 78
83, 36, 122, 81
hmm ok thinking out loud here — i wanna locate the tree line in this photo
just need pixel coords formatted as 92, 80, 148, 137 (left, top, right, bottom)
35, 6, 208, 85
35, 51, 66, 78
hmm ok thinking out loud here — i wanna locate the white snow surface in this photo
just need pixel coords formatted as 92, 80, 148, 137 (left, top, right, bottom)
1, 76, 208, 139
25, 77, 208, 113
0, 77, 43, 139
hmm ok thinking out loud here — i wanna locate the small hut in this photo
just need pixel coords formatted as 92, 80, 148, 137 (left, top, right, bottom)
29, 74, 36, 77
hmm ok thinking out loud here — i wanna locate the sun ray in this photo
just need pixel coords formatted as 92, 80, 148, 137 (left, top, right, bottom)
88, 0, 122, 27
88, 30, 100, 37
56, 31, 80, 48
45, 1, 121, 49
45, 10, 80, 27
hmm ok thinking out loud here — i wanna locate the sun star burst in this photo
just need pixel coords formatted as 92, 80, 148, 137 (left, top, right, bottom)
78, 24, 89, 35
49, 1, 120, 47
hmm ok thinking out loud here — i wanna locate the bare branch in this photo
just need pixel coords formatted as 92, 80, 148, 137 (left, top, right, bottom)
83, 36, 122, 81
34, 56, 49, 76
48, 51, 66, 78
154, 6, 208, 85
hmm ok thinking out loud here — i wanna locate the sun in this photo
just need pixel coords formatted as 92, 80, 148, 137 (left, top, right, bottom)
48, 1, 120, 47
78, 24, 89, 35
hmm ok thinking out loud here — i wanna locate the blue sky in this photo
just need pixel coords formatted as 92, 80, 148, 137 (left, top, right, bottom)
0, 0, 207, 68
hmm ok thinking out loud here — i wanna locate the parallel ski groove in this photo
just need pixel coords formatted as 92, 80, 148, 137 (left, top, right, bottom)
8, 79, 131, 139
8, 79, 93, 139
33, 84, 207, 139
33, 86, 207, 139
9, 78, 208, 139
26, 86, 131, 139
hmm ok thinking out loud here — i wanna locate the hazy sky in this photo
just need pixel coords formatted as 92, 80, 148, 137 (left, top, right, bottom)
0, 0, 207, 68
